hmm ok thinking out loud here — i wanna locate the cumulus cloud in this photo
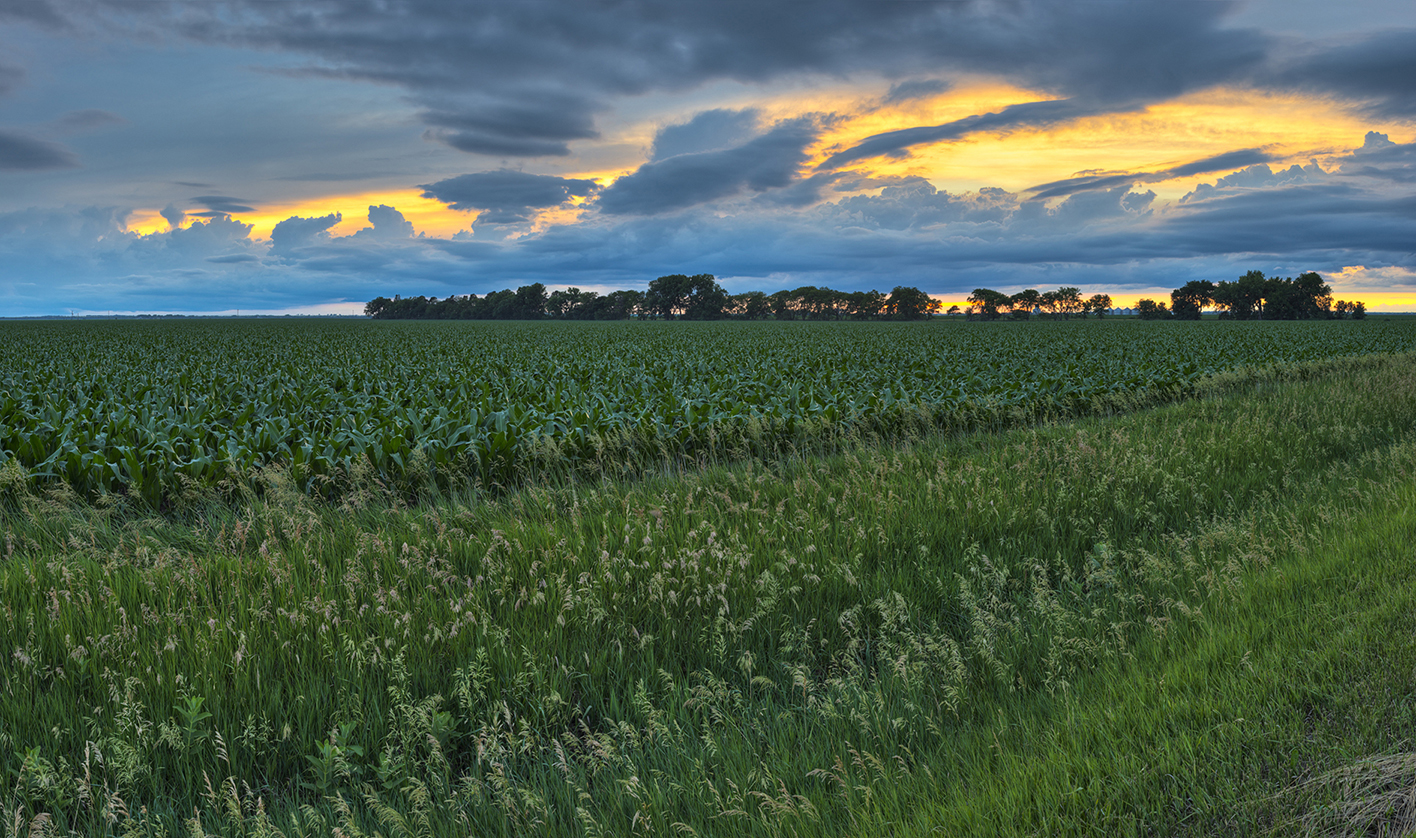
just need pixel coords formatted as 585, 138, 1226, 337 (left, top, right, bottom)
1335, 131, 1416, 183
160, 204, 185, 229
1180, 162, 1326, 203
348, 204, 415, 241
599, 117, 822, 214
420, 170, 599, 223
824, 178, 1016, 230
269, 212, 341, 254
0, 131, 79, 170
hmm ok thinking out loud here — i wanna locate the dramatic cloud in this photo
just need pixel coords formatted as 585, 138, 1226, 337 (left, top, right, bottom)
70, 0, 1265, 161
159, 204, 185, 229
1335, 131, 1416, 182
2, 2, 1414, 314
1272, 29, 1416, 117
419, 92, 602, 157
420, 170, 599, 223
269, 212, 341, 254
0, 131, 78, 170
1180, 162, 1326, 203
599, 117, 822, 214
825, 178, 1016, 229
348, 204, 416, 241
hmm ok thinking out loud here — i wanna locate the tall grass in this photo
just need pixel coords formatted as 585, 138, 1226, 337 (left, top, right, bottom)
2, 352, 1414, 836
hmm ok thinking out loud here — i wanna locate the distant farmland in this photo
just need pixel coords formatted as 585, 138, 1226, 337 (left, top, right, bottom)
1, 318, 1412, 505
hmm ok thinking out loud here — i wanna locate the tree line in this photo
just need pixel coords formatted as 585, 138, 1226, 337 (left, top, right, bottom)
963, 286, 1114, 320
961, 271, 1368, 322
364, 274, 943, 320
1136, 271, 1366, 320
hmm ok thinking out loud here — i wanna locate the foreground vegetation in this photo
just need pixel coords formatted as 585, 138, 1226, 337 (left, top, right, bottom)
3, 318, 1414, 508
3, 348, 1415, 836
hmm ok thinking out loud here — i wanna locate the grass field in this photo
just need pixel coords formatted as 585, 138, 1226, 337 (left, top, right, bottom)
2, 322, 1414, 836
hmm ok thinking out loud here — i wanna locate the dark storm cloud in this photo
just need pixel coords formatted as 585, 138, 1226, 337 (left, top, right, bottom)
103, 0, 1265, 161
1271, 30, 1416, 118
599, 117, 821, 215
206, 253, 258, 263
1026, 148, 1278, 199
650, 109, 761, 162
419, 91, 602, 157
192, 195, 256, 214
419, 170, 599, 223
0, 130, 79, 170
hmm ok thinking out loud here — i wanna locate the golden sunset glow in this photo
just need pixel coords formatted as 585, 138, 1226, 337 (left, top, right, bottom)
800, 84, 1411, 200
234, 190, 473, 239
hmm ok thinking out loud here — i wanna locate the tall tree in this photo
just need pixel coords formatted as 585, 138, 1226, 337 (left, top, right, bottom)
967, 288, 1011, 320
886, 286, 935, 319
1170, 280, 1215, 320
683, 274, 729, 319
644, 274, 692, 319
1010, 289, 1042, 320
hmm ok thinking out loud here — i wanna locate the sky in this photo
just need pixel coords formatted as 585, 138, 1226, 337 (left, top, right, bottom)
2, 0, 1416, 316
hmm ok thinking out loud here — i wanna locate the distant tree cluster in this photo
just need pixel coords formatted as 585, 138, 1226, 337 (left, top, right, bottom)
964, 286, 1114, 321
1137, 271, 1366, 320
365, 275, 943, 321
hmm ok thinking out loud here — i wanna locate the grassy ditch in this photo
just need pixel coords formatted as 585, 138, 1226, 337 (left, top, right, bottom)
1, 352, 1414, 836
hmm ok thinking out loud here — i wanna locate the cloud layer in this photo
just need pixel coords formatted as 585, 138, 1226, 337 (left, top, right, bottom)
2, 1, 1415, 313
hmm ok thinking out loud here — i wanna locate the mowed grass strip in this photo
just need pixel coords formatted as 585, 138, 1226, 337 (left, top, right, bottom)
1, 352, 1414, 836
